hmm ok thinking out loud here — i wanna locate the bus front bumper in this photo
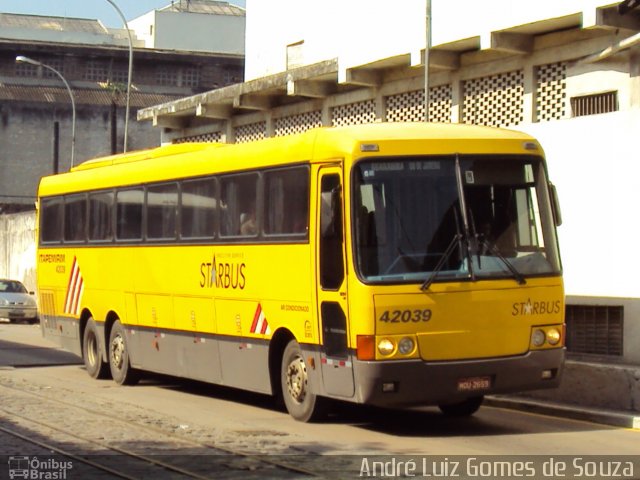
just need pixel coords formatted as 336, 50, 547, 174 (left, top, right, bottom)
352, 348, 565, 408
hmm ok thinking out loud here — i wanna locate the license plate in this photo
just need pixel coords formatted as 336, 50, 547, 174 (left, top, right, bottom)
457, 376, 491, 392
9, 311, 26, 317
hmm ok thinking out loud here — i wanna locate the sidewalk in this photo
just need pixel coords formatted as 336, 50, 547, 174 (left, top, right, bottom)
488, 359, 640, 430
486, 395, 640, 430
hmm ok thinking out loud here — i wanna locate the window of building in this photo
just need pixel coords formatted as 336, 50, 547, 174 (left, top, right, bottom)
182, 67, 201, 87
42, 58, 65, 79
15, 61, 38, 78
85, 60, 109, 82
156, 66, 178, 86
571, 91, 618, 117
565, 305, 623, 356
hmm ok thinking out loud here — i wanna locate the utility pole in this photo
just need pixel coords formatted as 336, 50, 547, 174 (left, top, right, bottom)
424, 0, 432, 122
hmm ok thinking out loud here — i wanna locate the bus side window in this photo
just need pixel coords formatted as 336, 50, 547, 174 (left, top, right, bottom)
40, 196, 63, 244
116, 188, 143, 241
181, 177, 216, 239
63, 194, 87, 243
147, 183, 178, 240
319, 174, 344, 290
264, 166, 309, 236
88, 191, 114, 242
220, 173, 258, 238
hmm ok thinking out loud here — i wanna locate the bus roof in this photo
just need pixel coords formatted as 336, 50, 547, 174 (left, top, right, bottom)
38, 123, 542, 197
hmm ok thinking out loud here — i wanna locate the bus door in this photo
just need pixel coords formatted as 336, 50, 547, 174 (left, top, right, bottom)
316, 166, 354, 398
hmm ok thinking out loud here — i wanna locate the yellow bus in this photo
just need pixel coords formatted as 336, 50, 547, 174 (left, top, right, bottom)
36, 123, 565, 421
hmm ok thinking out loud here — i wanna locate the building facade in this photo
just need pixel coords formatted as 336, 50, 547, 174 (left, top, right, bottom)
139, 2, 640, 369
0, 7, 245, 212
129, 0, 245, 55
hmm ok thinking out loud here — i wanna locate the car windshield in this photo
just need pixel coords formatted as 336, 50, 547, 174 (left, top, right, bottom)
0, 280, 28, 293
352, 155, 561, 285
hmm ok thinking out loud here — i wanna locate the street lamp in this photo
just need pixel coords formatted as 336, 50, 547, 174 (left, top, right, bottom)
104, 0, 133, 153
424, 0, 432, 122
16, 55, 76, 168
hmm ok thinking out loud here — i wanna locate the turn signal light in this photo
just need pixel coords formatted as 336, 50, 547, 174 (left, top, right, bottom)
357, 335, 375, 361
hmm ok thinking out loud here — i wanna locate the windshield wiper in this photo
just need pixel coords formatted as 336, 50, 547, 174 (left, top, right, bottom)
478, 238, 527, 285
420, 233, 463, 291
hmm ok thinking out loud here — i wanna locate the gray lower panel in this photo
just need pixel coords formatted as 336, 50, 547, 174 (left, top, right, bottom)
41, 316, 82, 358
218, 338, 272, 394
130, 327, 272, 395
352, 348, 566, 407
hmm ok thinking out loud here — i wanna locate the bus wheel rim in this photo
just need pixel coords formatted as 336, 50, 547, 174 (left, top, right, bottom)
111, 335, 125, 370
286, 356, 307, 404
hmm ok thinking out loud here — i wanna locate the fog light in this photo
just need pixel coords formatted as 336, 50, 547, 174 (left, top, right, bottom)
541, 369, 555, 380
532, 329, 546, 347
377, 339, 395, 356
398, 337, 415, 355
546, 328, 561, 346
382, 382, 397, 393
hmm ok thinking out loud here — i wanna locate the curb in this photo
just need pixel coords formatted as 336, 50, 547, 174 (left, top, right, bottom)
486, 396, 640, 430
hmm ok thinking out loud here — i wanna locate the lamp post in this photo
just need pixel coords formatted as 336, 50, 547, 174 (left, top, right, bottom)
105, 0, 133, 153
16, 55, 76, 168
424, 0, 432, 122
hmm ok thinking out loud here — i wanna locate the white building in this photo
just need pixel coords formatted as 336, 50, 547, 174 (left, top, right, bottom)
140, 1, 640, 371
129, 0, 245, 54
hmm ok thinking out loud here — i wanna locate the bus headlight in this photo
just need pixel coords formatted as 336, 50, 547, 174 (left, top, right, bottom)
398, 337, 415, 355
532, 329, 546, 347
377, 339, 395, 356
546, 328, 562, 346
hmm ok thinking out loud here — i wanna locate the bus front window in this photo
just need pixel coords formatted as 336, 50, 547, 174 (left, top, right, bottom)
353, 156, 561, 285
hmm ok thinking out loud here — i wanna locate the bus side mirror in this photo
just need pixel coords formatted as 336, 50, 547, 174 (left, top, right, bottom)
320, 188, 341, 238
549, 182, 562, 227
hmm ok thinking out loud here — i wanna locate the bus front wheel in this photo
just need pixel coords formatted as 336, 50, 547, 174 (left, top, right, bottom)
83, 318, 110, 379
281, 340, 326, 422
438, 396, 484, 417
108, 320, 139, 386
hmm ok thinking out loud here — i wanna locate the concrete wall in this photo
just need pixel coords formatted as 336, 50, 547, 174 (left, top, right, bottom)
129, 11, 245, 55
0, 211, 36, 292
0, 103, 161, 205
245, 0, 612, 80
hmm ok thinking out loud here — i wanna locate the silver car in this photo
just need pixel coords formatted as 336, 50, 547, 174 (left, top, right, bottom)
0, 279, 38, 324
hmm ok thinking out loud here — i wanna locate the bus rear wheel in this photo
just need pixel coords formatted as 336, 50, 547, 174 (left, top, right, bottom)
281, 340, 326, 422
438, 396, 484, 417
108, 320, 139, 386
83, 318, 110, 379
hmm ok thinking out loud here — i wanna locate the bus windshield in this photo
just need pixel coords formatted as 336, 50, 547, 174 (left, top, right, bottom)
353, 155, 561, 285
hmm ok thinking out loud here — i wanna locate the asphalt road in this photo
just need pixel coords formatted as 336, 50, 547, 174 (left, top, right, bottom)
1, 322, 638, 479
